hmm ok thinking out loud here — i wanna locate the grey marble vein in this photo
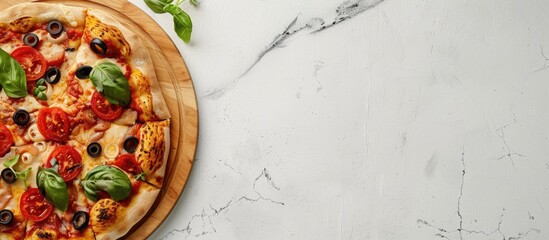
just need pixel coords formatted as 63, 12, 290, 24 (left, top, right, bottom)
312, 0, 385, 33
202, 0, 386, 100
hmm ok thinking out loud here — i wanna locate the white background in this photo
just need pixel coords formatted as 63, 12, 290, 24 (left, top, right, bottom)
129, 0, 549, 239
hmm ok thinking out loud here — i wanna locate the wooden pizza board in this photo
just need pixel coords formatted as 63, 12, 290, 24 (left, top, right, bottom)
0, 0, 198, 239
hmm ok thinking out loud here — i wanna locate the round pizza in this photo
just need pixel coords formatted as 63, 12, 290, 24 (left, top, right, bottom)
0, 3, 171, 240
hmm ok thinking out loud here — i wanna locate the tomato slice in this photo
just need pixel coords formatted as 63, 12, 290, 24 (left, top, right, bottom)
91, 91, 123, 121
0, 123, 14, 157
37, 107, 70, 142
20, 188, 53, 222
45, 145, 82, 181
113, 154, 141, 175
11, 46, 47, 81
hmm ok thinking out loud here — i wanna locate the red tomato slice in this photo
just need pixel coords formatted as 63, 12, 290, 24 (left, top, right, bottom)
37, 107, 70, 142
113, 154, 141, 175
11, 46, 47, 81
45, 145, 82, 182
20, 188, 53, 222
0, 123, 14, 157
91, 91, 123, 121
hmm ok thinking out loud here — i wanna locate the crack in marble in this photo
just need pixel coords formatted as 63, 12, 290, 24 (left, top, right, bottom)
418, 209, 539, 240
159, 168, 284, 240
496, 116, 524, 171
417, 148, 540, 239
457, 148, 465, 239
203, 0, 386, 100
533, 45, 549, 73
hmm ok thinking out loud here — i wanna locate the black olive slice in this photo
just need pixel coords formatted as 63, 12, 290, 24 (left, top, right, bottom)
45, 67, 61, 84
1, 168, 16, 184
123, 136, 139, 153
13, 109, 30, 126
87, 142, 102, 158
75, 65, 93, 79
72, 211, 89, 230
23, 33, 39, 48
0, 209, 13, 225
47, 20, 64, 36
90, 38, 107, 55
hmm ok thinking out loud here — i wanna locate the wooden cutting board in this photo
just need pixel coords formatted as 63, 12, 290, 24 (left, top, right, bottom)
0, 0, 198, 239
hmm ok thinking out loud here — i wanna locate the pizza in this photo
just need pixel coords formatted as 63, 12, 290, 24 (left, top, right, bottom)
0, 3, 171, 240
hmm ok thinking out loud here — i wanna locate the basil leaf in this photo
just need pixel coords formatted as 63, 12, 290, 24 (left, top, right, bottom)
189, 0, 199, 7
36, 78, 45, 86
37, 167, 68, 211
15, 167, 31, 188
164, 5, 193, 43
90, 62, 131, 106
36, 92, 47, 100
144, 0, 174, 13
135, 172, 146, 181
3, 155, 19, 168
80, 165, 131, 202
0, 48, 27, 98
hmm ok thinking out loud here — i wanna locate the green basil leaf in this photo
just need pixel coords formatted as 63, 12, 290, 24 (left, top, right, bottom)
0, 48, 27, 98
80, 165, 131, 202
89, 62, 131, 106
15, 167, 31, 188
145, 0, 174, 13
3, 155, 19, 168
135, 172, 146, 181
36, 78, 45, 86
37, 167, 68, 211
189, 0, 199, 7
164, 5, 193, 43
36, 91, 47, 101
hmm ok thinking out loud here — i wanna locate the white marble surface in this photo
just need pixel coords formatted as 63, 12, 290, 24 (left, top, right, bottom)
128, 0, 549, 239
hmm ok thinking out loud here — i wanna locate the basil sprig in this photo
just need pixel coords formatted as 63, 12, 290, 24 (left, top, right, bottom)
0, 48, 27, 98
33, 78, 47, 100
80, 165, 131, 202
90, 62, 131, 106
3, 155, 32, 188
144, 0, 196, 43
37, 167, 69, 211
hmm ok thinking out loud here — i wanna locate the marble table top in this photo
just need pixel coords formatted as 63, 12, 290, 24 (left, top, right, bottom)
128, 0, 549, 239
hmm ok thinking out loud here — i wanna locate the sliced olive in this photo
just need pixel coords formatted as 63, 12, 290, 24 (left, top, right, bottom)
23, 33, 39, 47
72, 211, 89, 230
75, 65, 93, 79
1, 168, 16, 184
90, 38, 107, 55
87, 142, 102, 158
0, 209, 13, 225
47, 20, 64, 36
45, 67, 61, 84
13, 109, 30, 126
123, 136, 139, 153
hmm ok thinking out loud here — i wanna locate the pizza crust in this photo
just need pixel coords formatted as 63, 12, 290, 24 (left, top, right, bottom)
86, 9, 171, 121
0, 3, 85, 28
91, 187, 160, 240
136, 120, 171, 187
